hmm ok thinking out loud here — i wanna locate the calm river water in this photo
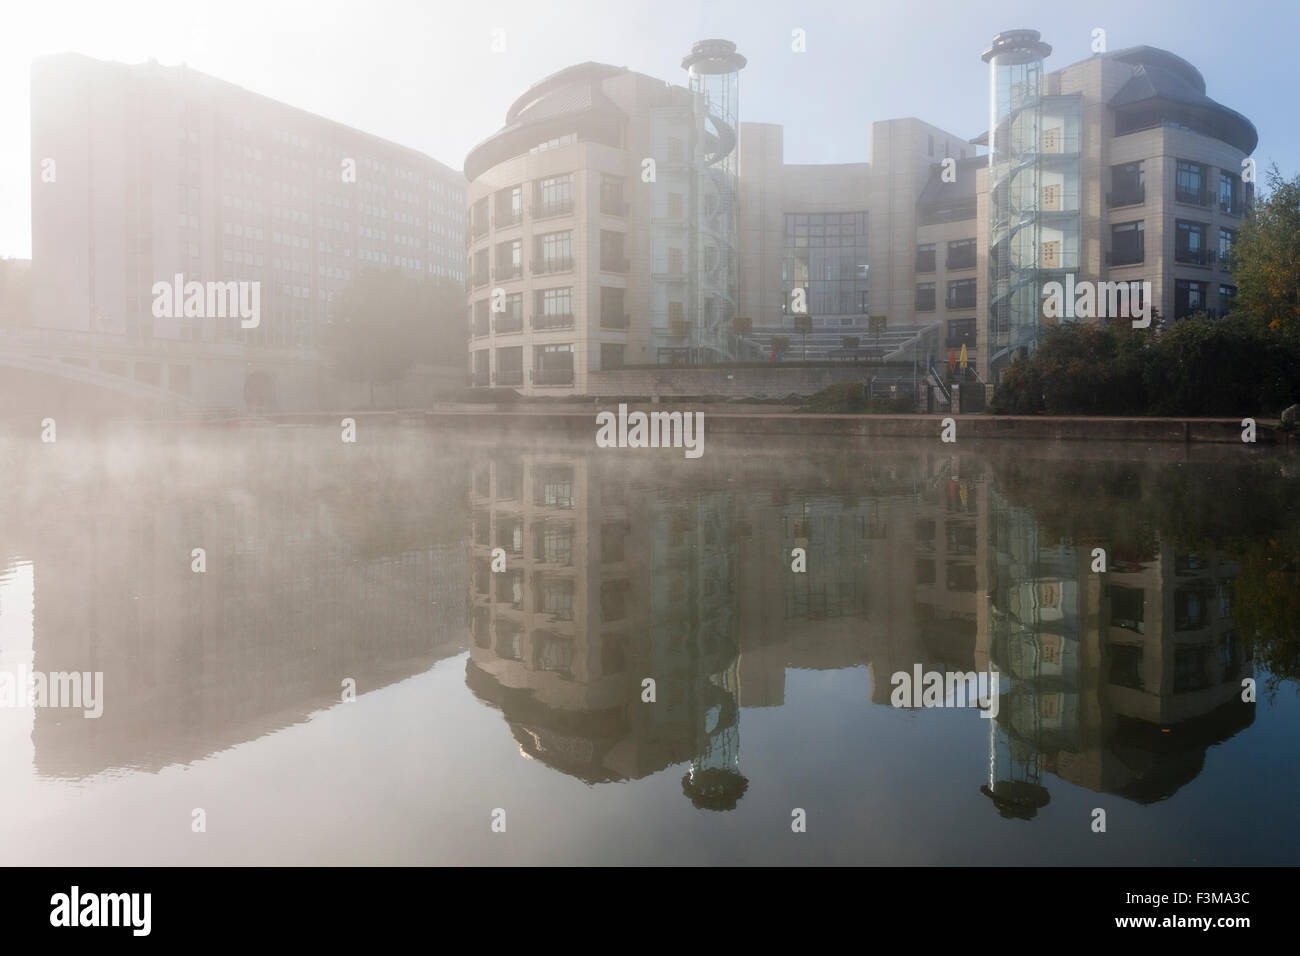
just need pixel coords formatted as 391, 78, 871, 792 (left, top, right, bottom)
1, 426, 1297, 864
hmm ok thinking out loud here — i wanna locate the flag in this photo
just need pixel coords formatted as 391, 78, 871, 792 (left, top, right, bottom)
948, 348, 956, 371
959, 343, 968, 369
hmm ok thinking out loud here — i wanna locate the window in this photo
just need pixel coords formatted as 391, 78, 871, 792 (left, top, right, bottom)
534, 231, 572, 273
601, 343, 625, 369
533, 288, 573, 329
782, 212, 869, 316
915, 243, 936, 273
534, 174, 573, 217
1176, 160, 1207, 205
947, 239, 976, 270
494, 238, 522, 279
471, 196, 489, 238
533, 344, 574, 385
495, 293, 523, 333
1174, 279, 1207, 319
1042, 183, 1061, 211
667, 136, 684, 163
1109, 644, 1144, 690
668, 247, 684, 274
667, 192, 684, 220
600, 230, 627, 272
600, 175, 625, 216
495, 346, 523, 385
494, 185, 522, 226
915, 282, 936, 311
946, 278, 976, 309
472, 298, 490, 336
1175, 220, 1208, 265
1042, 127, 1061, 153
600, 287, 627, 329
1110, 221, 1144, 266
1219, 170, 1242, 215
947, 318, 976, 348
1218, 227, 1235, 267
1040, 240, 1061, 269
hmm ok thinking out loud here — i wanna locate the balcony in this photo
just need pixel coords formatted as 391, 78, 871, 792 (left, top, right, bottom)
496, 368, 523, 387
532, 366, 574, 386
1175, 247, 1209, 266
471, 270, 490, 288
946, 290, 977, 310
915, 290, 936, 312
494, 210, 522, 228
494, 314, 523, 334
532, 200, 573, 220
471, 319, 490, 338
600, 313, 630, 330
1218, 250, 1233, 269
947, 250, 977, 271
601, 257, 630, 274
531, 257, 573, 276
492, 264, 522, 282
1107, 248, 1144, 267
1108, 187, 1145, 207
470, 220, 489, 242
600, 199, 629, 217
1176, 187, 1207, 207
915, 250, 936, 273
532, 312, 575, 331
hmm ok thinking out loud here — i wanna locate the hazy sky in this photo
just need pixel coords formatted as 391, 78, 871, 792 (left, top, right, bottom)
3, 0, 1296, 258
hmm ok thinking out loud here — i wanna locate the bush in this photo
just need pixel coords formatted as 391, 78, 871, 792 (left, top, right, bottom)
989, 317, 1300, 416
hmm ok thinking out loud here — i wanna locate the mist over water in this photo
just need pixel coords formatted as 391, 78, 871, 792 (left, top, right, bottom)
1, 427, 1296, 865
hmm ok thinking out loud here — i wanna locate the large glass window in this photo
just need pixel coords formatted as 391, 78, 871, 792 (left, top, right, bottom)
781, 212, 869, 322
1218, 170, 1242, 215
1175, 279, 1208, 319
534, 231, 572, 274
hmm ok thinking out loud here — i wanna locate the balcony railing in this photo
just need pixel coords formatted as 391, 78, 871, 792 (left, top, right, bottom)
531, 257, 573, 275
1108, 186, 1145, 207
471, 319, 490, 337
492, 264, 522, 281
471, 270, 490, 288
915, 291, 936, 312
601, 257, 630, 273
494, 210, 522, 228
532, 366, 574, 385
600, 199, 629, 216
494, 315, 523, 334
532, 200, 574, 219
946, 290, 977, 310
1176, 187, 1207, 206
1175, 247, 1209, 266
470, 220, 489, 241
915, 251, 936, 273
600, 313, 630, 330
947, 250, 977, 271
496, 368, 523, 387
1218, 250, 1233, 268
1107, 248, 1144, 267
532, 312, 575, 331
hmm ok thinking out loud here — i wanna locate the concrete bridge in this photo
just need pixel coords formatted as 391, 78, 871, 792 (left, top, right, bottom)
0, 326, 323, 417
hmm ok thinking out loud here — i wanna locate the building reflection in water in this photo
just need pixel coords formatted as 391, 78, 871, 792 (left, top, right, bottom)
0, 431, 469, 779
466, 444, 1256, 815
1, 431, 1259, 814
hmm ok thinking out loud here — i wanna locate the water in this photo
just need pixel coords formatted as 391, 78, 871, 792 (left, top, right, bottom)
1, 426, 1297, 865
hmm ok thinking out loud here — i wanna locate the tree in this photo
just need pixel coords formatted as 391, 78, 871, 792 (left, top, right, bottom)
1231, 164, 1300, 336
328, 269, 461, 406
